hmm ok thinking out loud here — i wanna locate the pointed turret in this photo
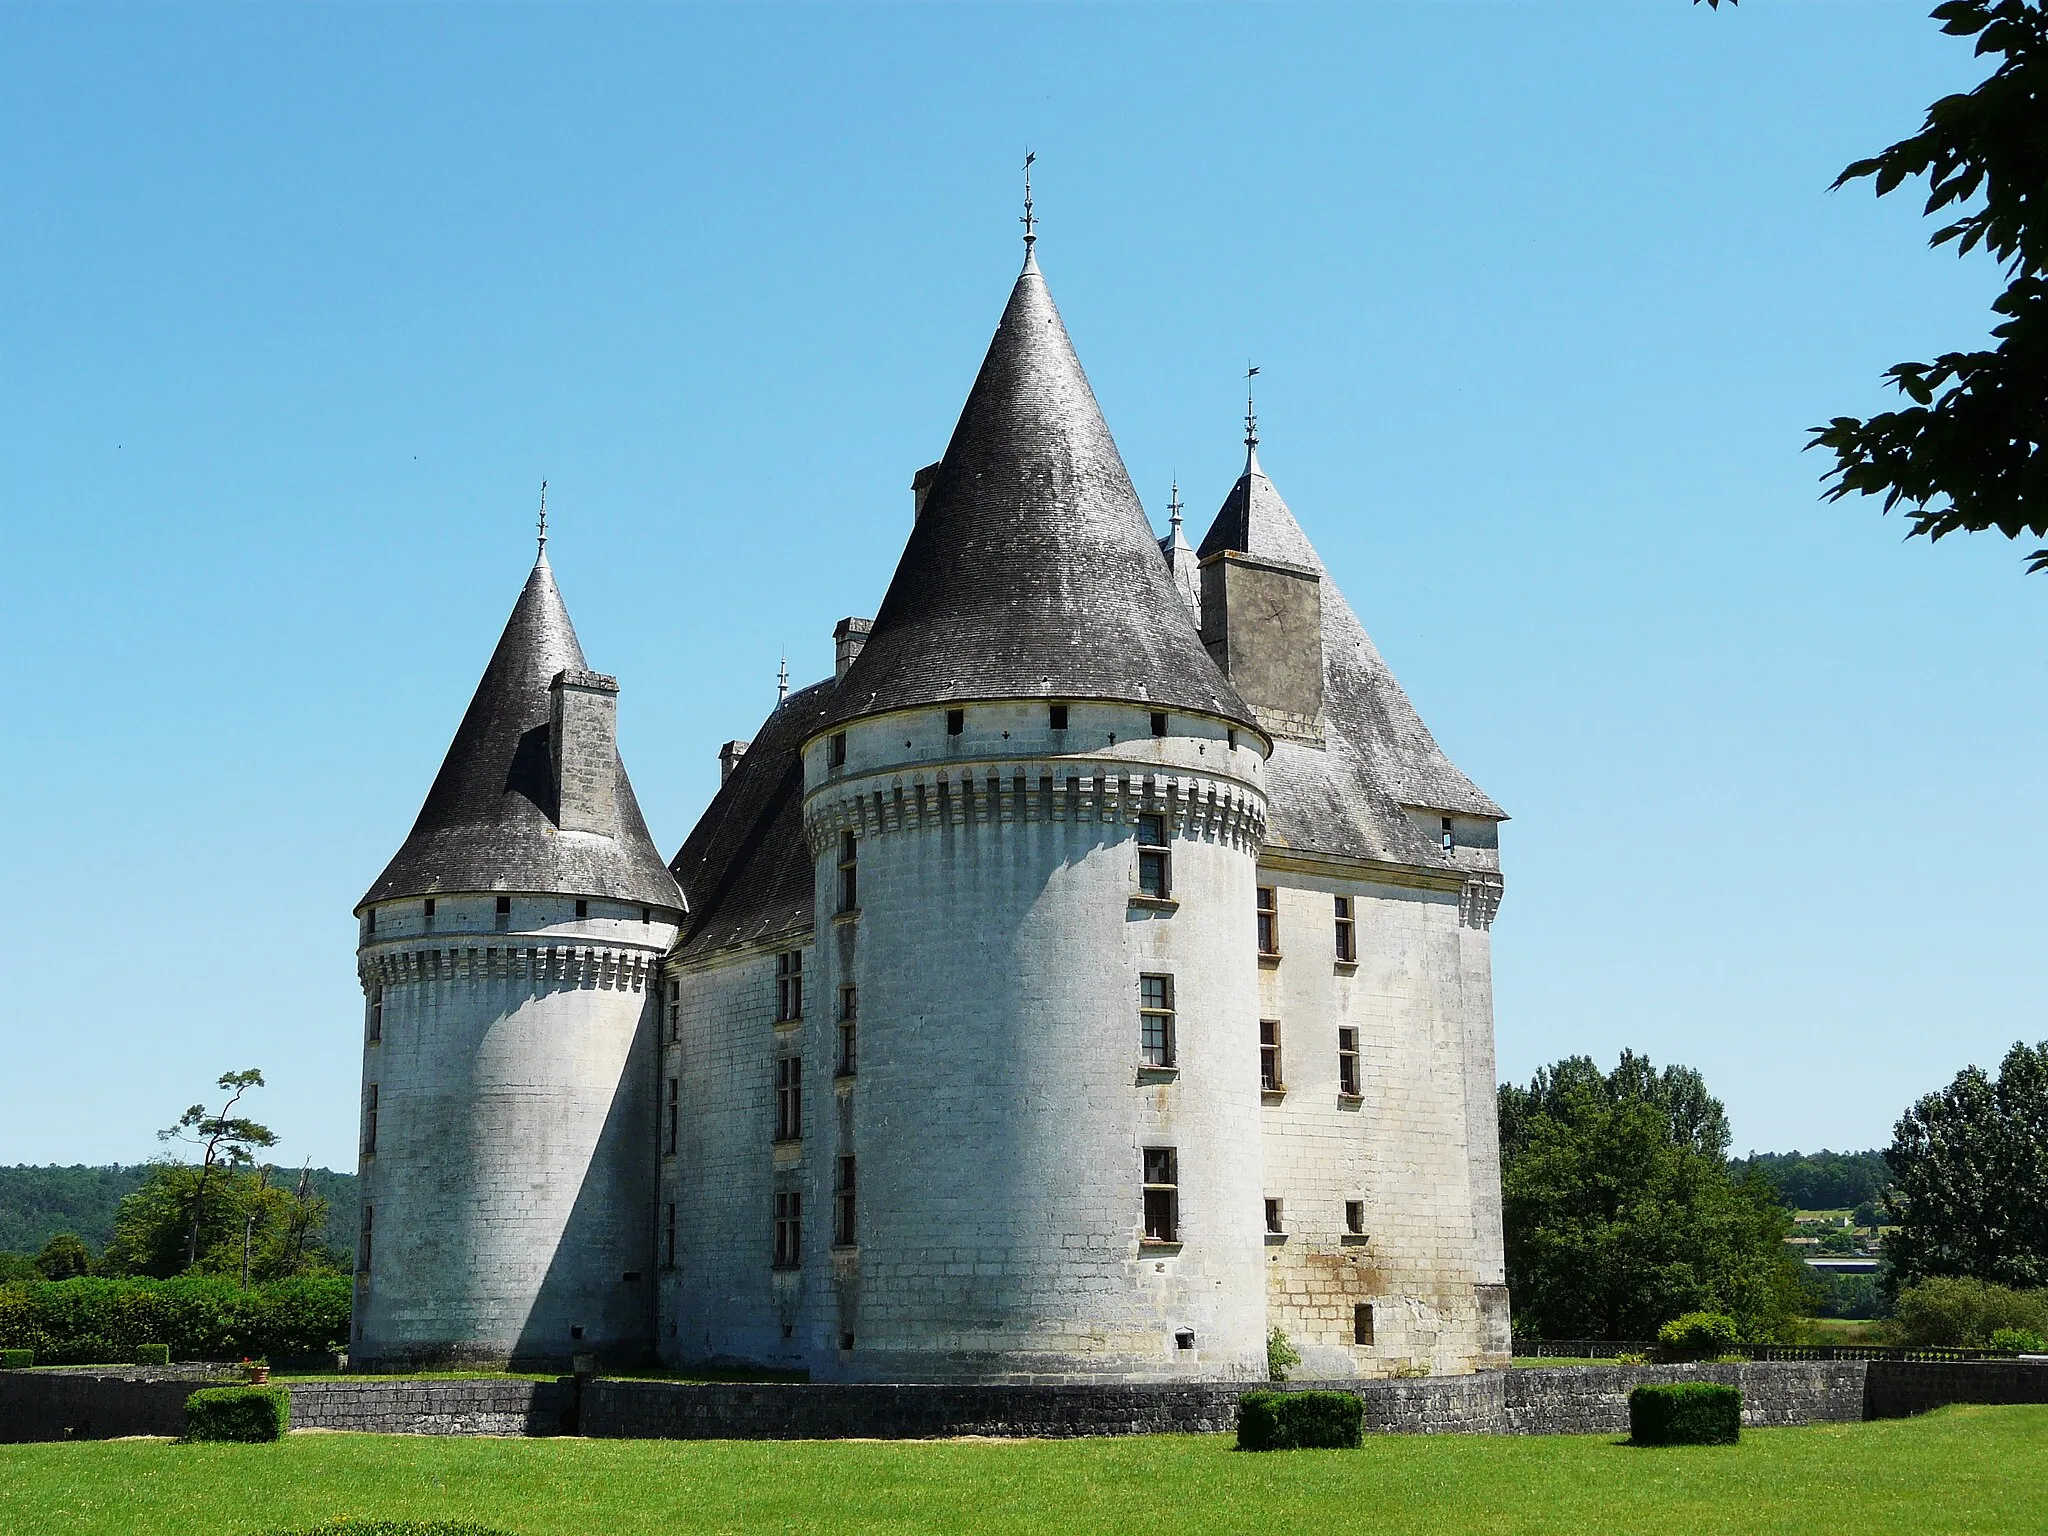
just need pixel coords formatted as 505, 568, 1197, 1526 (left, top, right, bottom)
1158, 480, 1199, 613
820, 251, 1256, 734
359, 550, 683, 910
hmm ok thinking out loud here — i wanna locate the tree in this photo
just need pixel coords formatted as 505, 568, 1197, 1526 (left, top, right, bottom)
1884, 1039, 2048, 1288
157, 1070, 276, 1271
101, 1161, 338, 1281
1812, 0, 2048, 573
32, 1232, 93, 1280
1499, 1052, 1803, 1340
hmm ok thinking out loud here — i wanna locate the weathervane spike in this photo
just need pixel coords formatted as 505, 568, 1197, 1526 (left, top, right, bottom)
777, 651, 789, 703
1244, 366, 1261, 458
537, 480, 549, 554
1167, 479, 1183, 533
1021, 150, 1037, 256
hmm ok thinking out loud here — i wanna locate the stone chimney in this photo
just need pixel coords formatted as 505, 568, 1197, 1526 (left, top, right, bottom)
1198, 551, 1325, 742
911, 462, 942, 521
719, 739, 751, 783
549, 668, 620, 835
834, 617, 873, 681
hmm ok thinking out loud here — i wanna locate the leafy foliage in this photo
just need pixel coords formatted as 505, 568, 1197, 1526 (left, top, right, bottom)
1656, 1312, 1740, 1362
102, 1163, 341, 1281
1236, 1390, 1364, 1451
1266, 1327, 1302, 1383
0, 1165, 356, 1265
33, 1233, 93, 1281
1883, 1039, 2048, 1288
184, 1384, 290, 1442
1499, 1053, 1802, 1340
1731, 1149, 1892, 1212
1629, 1383, 1741, 1447
160, 1070, 277, 1272
1893, 1275, 2048, 1344
0, 1275, 349, 1364
1990, 1325, 2047, 1351
1812, 0, 2048, 572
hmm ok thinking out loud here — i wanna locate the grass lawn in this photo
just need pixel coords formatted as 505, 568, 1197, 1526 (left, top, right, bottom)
2, 1405, 2043, 1536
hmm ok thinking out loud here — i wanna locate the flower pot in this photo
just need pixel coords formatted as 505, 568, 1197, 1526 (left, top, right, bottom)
245, 1365, 270, 1385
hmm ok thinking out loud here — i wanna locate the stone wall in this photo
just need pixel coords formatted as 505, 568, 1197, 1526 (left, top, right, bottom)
1866, 1359, 2048, 1420
1499, 1362, 1865, 1435
289, 1377, 573, 1436
0, 1368, 217, 1443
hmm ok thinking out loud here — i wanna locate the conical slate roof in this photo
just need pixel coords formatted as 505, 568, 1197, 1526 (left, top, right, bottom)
1200, 449, 1504, 824
358, 552, 684, 911
819, 254, 1257, 735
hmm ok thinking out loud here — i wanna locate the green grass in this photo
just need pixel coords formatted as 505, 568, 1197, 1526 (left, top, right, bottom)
1, 1405, 2042, 1535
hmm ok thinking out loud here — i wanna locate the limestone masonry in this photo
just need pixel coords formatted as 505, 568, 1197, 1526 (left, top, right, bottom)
352, 235, 1511, 1381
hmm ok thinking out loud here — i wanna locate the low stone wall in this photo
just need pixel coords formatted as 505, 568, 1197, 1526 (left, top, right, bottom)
0, 1368, 228, 1443
1499, 1362, 1865, 1435
1866, 1359, 2048, 1420
289, 1377, 574, 1437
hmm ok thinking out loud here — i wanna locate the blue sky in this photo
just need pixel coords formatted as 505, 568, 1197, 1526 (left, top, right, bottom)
1, 4, 2040, 1173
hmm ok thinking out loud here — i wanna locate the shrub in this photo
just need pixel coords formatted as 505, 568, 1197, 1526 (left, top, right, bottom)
134, 1342, 170, 1365
1990, 1326, 2046, 1353
1895, 1277, 2048, 1347
1, 1347, 30, 1369
184, 1385, 289, 1442
1630, 1383, 1740, 1446
1266, 1327, 1301, 1383
0, 1275, 348, 1364
1656, 1312, 1740, 1362
1236, 1389, 1364, 1450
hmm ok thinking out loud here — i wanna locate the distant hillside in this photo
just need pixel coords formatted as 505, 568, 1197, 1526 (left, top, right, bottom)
1734, 1149, 1891, 1211
0, 1164, 357, 1257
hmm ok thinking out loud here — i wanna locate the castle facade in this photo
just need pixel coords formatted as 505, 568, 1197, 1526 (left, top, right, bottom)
352, 235, 1509, 1382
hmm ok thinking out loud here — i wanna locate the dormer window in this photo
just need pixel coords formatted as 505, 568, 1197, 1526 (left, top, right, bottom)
1442, 817, 1455, 853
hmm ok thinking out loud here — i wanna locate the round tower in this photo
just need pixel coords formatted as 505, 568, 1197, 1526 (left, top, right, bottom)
796, 244, 1274, 1381
352, 542, 684, 1369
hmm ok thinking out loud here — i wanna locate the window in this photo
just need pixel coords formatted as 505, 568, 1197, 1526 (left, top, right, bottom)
1345, 1199, 1366, 1236
1137, 813, 1171, 899
946, 708, 964, 736
1256, 887, 1279, 956
1354, 1303, 1375, 1346
423, 897, 436, 924
1441, 816, 1455, 854
1139, 974, 1175, 1068
496, 894, 512, 916
1265, 1198, 1284, 1235
1049, 703, 1068, 731
665, 1077, 679, 1155
775, 1056, 803, 1142
366, 907, 377, 935
776, 951, 804, 1022
367, 987, 383, 1044
1227, 729, 1237, 752
772, 1191, 802, 1269
1260, 1020, 1282, 1091
1338, 1027, 1361, 1098
642, 906, 653, 924
1150, 710, 1168, 738
362, 1084, 379, 1155
1334, 895, 1356, 963
837, 830, 858, 913
358, 1204, 373, 1274
664, 1202, 677, 1269
668, 980, 681, 1045
1142, 1148, 1178, 1243
840, 1331, 856, 1351
838, 987, 858, 1078
834, 1155, 857, 1246
575, 899, 589, 919
828, 732, 847, 769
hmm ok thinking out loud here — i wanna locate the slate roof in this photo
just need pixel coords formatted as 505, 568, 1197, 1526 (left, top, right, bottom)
359, 552, 685, 912
1198, 450, 1504, 866
818, 252, 1258, 736
668, 679, 836, 959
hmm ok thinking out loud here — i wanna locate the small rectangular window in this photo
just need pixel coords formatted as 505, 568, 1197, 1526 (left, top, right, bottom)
1354, 1302, 1375, 1346
1441, 816, 1455, 854
837, 830, 858, 913
496, 895, 511, 915
1346, 1199, 1366, 1236
838, 1019, 858, 1078
1265, 1198, 1284, 1235
642, 906, 653, 923
946, 708, 965, 736
664, 1202, 677, 1269
1142, 1147, 1178, 1243
834, 1155, 857, 1247
775, 1055, 803, 1142
1049, 703, 1068, 731
1150, 710, 1168, 738
366, 908, 377, 935
367, 987, 383, 1044
665, 1076, 679, 1155
1256, 887, 1279, 957
362, 1083, 379, 1155
776, 951, 804, 1022
1227, 729, 1237, 751
772, 1191, 802, 1269
423, 897, 436, 921
1139, 974, 1175, 1067
575, 898, 589, 919
359, 1204, 373, 1274
1334, 895, 1356, 963
1137, 812, 1171, 899
1339, 1026, 1361, 1098
828, 732, 847, 768
1260, 1020, 1281, 1091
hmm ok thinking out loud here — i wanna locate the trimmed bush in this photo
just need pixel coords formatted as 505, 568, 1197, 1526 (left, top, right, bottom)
184, 1384, 289, 1443
1656, 1312, 1740, 1362
0, 1275, 348, 1365
0, 1347, 30, 1369
134, 1342, 170, 1365
1237, 1389, 1364, 1450
255, 1526, 515, 1536
1630, 1383, 1741, 1446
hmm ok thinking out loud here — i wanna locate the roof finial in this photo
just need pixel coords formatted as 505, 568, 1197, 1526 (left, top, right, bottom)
1021, 150, 1037, 263
777, 651, 789, 703
1244, 366, 1261, 463
1167, 479, 1183, 534
536, 480, 549, 556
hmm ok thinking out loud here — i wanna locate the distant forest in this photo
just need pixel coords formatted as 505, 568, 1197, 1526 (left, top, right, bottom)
0, 1164, 357, 1258
1733, 1149, 1892, 1212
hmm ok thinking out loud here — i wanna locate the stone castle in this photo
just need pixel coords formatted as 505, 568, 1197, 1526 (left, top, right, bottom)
352, 226, 1510, 1382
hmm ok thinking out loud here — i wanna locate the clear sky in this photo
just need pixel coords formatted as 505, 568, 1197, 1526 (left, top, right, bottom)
2, 4, 2040, 1174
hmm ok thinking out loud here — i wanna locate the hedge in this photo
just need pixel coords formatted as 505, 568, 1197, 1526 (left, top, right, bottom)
1, 1347, 30, 1369
0, 1276, 348, 1365
254, 1525, 516, 1535
1237, 1389, 1365, 1450
185, 1385, 290, 1442
134, 1342, 170, 1365
1629, 1382, 1741, 1446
